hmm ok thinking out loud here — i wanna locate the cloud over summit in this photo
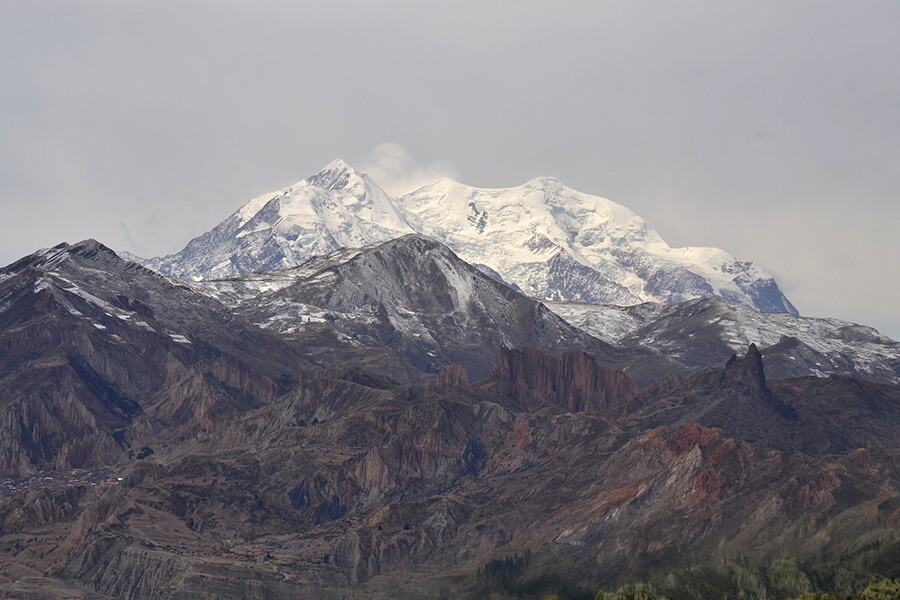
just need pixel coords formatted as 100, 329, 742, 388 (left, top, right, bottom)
360, 143, 458, 197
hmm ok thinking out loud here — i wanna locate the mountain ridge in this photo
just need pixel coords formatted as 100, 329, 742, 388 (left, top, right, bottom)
192, 233, 623, 382
547, 295, 900, 385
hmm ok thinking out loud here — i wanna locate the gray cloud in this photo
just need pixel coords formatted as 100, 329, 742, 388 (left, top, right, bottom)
1, 1, 898, 338
360, 143, 458, 196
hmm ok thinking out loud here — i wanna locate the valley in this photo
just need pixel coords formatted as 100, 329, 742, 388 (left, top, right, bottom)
1, 164, 898, 599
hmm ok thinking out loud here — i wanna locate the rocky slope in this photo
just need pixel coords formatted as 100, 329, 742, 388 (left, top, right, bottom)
2, 345, 899, 599
629, 344, 900, 454
146, 160, 796, 315
194, 234, 623, 382
0, 240, 307, 478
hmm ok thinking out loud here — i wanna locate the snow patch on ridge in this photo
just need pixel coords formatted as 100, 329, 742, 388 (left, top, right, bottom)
547, 296, 900, 383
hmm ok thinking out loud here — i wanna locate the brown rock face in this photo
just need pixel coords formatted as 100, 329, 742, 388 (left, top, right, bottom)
2, 347, 900, 600
432, 364, 470, 388
489, 347, 639, 416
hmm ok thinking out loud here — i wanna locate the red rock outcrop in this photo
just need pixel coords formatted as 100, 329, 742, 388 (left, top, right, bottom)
432, 364, 470, 389
489, 347, 639, 417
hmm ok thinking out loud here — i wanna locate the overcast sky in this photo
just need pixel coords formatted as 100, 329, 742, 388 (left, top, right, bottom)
2, 1, 899, 337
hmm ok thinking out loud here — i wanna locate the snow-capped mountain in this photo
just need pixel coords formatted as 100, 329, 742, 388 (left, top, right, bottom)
147, 160, 797, 314
144, 160, 414, 280
397, 176, 796, 313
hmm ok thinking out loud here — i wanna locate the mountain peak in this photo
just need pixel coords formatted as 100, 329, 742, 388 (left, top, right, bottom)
305, 159, 366, 192
377, 233, 447, 252
67, 238, 117, 259
324, 158, 352, 171
3, 239, 123, 276
523, 175, 565, 190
